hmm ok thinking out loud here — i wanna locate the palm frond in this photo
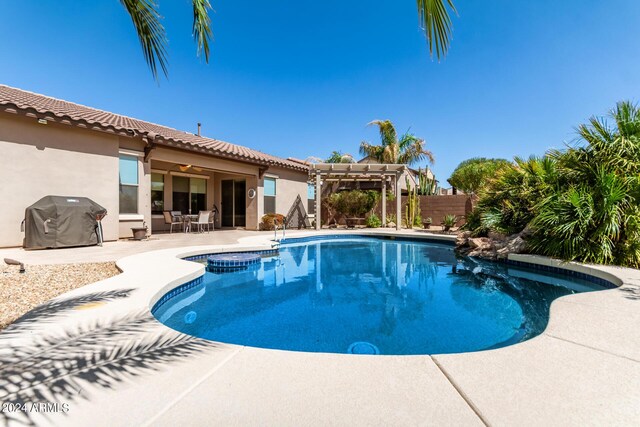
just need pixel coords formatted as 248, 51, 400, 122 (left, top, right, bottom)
368, 120, 398, 148
416, 0, 458, 60
359, 141, 383, 161
192, 0, 214, 62
120, 0, 168, 80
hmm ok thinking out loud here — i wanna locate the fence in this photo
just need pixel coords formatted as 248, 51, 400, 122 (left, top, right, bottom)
321, 194, 474, 227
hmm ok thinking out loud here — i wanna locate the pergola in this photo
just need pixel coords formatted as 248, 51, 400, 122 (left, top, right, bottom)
309, 163, 407, 231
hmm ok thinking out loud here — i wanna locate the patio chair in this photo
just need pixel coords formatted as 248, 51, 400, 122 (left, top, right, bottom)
163, 211, 183, 233
192, 210, 212, 233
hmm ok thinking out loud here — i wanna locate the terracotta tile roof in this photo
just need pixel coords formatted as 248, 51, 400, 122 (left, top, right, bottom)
0, 84, 308, 172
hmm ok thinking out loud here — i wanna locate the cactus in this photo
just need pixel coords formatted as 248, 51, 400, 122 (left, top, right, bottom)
417, 167, 438, 196
405, 177, 421, 228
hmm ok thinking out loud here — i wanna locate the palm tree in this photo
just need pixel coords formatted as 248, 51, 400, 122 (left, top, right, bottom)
359, 120, 434, 166
325, 151, 356, 163
529, 101, 640, 266
123, 0, 457, 80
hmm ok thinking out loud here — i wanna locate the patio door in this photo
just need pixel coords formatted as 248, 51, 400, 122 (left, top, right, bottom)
221, 179, 246, 227
172, 176, 206, 214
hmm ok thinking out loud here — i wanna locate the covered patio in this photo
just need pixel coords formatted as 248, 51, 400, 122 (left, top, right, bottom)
310, 163, 407, 230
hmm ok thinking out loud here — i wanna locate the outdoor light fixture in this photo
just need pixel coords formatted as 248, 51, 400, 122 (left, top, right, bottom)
37, 118, 47, 125
4, 258, 25, 273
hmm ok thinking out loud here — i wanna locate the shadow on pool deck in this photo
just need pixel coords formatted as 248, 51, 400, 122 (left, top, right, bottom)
0, 290, 218, 426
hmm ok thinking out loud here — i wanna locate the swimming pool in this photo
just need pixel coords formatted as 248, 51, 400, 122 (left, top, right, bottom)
152, 236, 610, 355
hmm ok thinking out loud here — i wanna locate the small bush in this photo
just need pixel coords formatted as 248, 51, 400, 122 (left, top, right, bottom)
365, 214, 382, 228
260, 213, 285, 231
442, 214, 459, 229
327, 190, 379, 218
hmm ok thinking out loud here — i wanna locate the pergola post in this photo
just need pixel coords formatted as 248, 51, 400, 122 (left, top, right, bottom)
381, 177, 387, 227
395, 173, 401, 230
315, 172, 321, 231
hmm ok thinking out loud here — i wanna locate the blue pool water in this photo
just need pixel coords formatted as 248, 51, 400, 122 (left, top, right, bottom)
153, 236, 609, 355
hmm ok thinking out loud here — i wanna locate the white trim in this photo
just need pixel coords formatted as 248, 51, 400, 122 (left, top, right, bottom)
264, 173, 279, 179
151, 169, 168, 175
169, 171, 211, 179
119, 149, 144, 157
119, 214, 145, 221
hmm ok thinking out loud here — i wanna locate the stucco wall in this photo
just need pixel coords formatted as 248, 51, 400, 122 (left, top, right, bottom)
117, 145, 151, 239
259, 166, 310, 228
0, 114, 309, 245
0, 114, 121, 247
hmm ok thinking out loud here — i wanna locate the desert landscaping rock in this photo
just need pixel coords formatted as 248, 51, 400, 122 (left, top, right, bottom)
457, 229, 529, 261
0, 262, 120, 329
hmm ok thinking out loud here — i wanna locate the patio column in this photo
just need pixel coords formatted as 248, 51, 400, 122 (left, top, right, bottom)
381, 177, 387, 227
315, 172, 321, 231
395, 173, 401, 230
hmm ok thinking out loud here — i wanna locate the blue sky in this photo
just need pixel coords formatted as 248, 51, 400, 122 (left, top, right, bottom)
1, 1, 639, 182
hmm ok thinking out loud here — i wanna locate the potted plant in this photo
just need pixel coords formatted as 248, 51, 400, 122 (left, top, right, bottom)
441, 214, 458, 232
131, 221, 148, 240
423, 217, 433, 229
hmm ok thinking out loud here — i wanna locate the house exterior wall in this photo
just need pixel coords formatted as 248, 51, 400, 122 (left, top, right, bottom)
0, 113, 309, 246
0, 114, 121, 247
117, 141, 151, 239
258, 166, 310, 228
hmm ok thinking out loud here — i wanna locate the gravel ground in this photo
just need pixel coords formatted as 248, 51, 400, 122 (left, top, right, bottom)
0, 262, 120, 330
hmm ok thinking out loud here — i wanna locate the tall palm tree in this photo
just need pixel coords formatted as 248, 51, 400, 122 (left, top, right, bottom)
123, 0, 457, 80
359, 120, 434, 166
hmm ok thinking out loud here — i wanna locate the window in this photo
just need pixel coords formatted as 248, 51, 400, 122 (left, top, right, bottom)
172, 175, 207, 214
307, 183, 315, 214
119, 155, 138, 214
264, 177, 276, 214
151, 173, 164, 214
190, 178, 207, 214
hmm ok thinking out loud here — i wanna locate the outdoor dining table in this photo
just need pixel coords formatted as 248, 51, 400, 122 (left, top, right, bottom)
179, 214, 199, 233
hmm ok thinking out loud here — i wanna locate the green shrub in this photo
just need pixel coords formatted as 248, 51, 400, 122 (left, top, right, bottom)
442, 214, 459, 229
466, 101, 640, 267
327, 190, 379, 217
365, 214, 382, 228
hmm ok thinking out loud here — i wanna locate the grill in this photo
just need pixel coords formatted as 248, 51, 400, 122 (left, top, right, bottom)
22, 196, 107, 249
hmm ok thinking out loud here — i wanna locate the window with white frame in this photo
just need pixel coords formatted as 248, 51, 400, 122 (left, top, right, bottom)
119, 154, 139, 214
264, 177, 276, 214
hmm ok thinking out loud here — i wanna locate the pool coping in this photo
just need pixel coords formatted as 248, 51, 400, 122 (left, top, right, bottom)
1, 229, 638, 426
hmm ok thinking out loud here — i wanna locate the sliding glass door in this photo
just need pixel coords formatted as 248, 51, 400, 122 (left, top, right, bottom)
221, 179, 246, 227
173, 176, 207, 214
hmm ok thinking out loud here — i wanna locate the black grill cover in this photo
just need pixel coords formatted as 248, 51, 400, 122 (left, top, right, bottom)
24, 196, 107, 249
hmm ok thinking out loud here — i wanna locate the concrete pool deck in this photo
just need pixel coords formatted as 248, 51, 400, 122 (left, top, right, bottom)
1, 229, 639, 426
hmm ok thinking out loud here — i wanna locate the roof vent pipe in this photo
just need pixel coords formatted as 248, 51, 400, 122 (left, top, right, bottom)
197, 122, 201, 136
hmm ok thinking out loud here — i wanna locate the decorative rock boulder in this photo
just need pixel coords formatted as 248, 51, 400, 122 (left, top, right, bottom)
456, 229, 529, 261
